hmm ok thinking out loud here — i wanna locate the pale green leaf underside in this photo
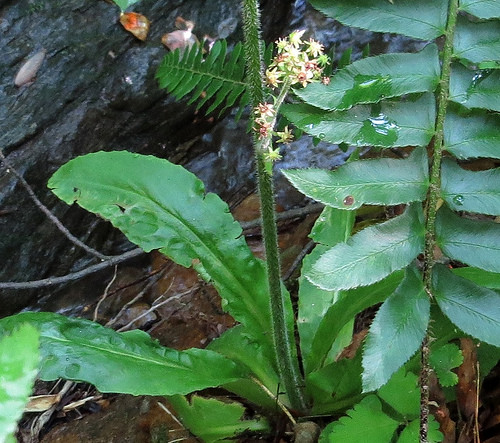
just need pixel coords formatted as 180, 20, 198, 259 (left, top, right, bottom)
294, 44, 439, 111
441, 159, 500, 215
319, 395, 399, 443
449, 64, 500, 112
362, 266, 429, 392
282, 93, 435, 148
0, 313, 245, 396
433, 265, 500, 347
454, 16, 500, 67
459, 0, 500, 19
429, 343, 464, 387
168, 395, 270, 443
309, 206, 355, 245
436, 207, 500, 273
0, 324, 39, 443
444, 112, 500, 160
308, 0, 447, 40
283, 147, 428, 210
308, 204, 425, 291
48, 151, 272, 348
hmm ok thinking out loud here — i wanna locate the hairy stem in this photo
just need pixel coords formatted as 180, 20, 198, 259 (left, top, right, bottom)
420, 0, 459, 440
241, 0, 307, 412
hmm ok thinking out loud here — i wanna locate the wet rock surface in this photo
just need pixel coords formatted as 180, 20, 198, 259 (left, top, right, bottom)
0, 0, 292, 314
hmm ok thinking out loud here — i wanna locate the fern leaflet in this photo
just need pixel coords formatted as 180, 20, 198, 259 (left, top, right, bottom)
156, 40, 250, 117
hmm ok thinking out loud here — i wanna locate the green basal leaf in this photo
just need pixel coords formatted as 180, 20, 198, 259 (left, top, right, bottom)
308, 0, 447, 40
299, 207, 355, 374
0, 324, 39, 443
433, 265, 500, 347
308, 204, 425, 291
459, 0, 500, 19
112, 0, 140, 11
449, 64, 500, 112
444, 112, 500, 160
307, 351, 363, 415
441, 158, 500, 215
429, 343, 464, 387
296, 206, 356, 375
48, 151, 273, 350
318, 395, 399, 443
362, 266, 429, 392
281, 93, 435, 148
283, 148, 429, 211
309, 272, 404, 373
397, 417, 443, 443
295, 44, 440, 111
309, 206, 355, 245
436, 207, 500, 273
168, 395, 270, 443
453, 267, 500, 290
454, 16, 500, 67
377, 368, 419, 419
0, 313, 246, 396
207, 326, 280, 410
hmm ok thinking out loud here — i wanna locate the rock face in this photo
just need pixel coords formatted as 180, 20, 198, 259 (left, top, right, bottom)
0, 0, 292, 315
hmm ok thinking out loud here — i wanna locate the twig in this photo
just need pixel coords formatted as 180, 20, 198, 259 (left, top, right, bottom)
62, 395, 102, 413
249, 375, 296, 426
117, 287, 194, 332
0, 150, 109, 260
282, 240, 315, 281
240, 203, 323, 232
105, 270, 168, 328
0, 248, 144, 290
93, 266, 118, 321
30, 381, 74, 440
157, 401, 185, 428
0, 204, 323, 290
474, 361, 480, 443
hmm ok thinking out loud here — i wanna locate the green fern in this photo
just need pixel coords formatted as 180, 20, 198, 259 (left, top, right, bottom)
156, 40, 250, 117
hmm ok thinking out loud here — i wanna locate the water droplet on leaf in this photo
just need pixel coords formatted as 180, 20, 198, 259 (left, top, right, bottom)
453, 195, 464, 206
318, 132, 325, 139
343, 195, 354, 206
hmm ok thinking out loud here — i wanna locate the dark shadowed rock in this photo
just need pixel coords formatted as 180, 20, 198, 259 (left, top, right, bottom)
0, 0, 292, 315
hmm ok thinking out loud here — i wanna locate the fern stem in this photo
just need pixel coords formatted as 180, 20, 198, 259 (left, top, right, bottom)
242, 0, 307, 413
420, 0, 459, 440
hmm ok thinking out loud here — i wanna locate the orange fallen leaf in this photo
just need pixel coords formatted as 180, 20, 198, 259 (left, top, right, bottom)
119, 12, 150, 41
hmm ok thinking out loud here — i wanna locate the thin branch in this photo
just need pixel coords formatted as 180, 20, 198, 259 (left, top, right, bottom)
94, 266, 118, 321
282, 240, 315, 281
0, 247, 145, 290
105, 269, 168, 328
249, 375, 297, 426
0, 205, 322, 290
117, 287, 194, 332
0, 150, 109, 260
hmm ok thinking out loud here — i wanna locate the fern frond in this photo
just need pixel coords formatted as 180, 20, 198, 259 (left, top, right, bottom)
156, 40, 249, 117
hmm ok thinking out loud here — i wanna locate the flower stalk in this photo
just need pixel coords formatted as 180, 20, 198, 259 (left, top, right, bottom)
241, 0, 309, 412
